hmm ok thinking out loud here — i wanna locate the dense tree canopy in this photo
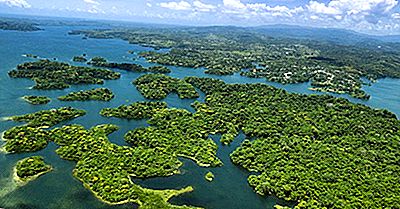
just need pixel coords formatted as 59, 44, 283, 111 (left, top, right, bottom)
73, 27, 400, 99
58, 88, 114, 101
8, 60, 120, 89
133, 74, 199, 99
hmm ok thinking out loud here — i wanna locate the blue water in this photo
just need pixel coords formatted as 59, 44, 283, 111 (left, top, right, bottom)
0, 26, 399, 209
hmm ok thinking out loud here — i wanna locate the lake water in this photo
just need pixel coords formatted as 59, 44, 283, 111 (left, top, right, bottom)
0, 26, 399, 209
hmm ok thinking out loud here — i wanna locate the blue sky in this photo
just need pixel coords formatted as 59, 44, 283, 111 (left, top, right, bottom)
0, 0, 399, 34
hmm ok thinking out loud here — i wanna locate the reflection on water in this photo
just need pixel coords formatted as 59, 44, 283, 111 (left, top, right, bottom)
0, 26, 399, 209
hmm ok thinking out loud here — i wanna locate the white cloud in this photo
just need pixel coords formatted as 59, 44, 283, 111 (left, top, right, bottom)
392, 12, 400, 19
307, 1, 341, 15
83, 0, 100, 5
159, 1, 191, 11
146, 2, 152, 7
307, 0, 398, 23
0, 0, 31, 8
193, 0, 216, 12
223, 0, 245, 10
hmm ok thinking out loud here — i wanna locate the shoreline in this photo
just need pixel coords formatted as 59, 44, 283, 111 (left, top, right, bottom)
0, 116, 12, 121
12, 163, 53, 186
73, 171, 197, 207
0, 131, 5, 141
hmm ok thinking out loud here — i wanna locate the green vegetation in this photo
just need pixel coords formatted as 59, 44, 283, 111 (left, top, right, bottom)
31, 124, 198, 208
51, 124, 187, 206
125, 108, 223, 167
10, 107, 86, 128
73, 27, 400, 99
14, 156, 52, 184
100, 101, 167, 119
1, 107, 86, 153
2, 126, 50, 153
133, 74, 199, 99
58, 88, 114, 101
0, 19, 41, 31
22, 95, 51, 105
205, 172, 214, 182
72, 56, 87, 62
8, 60, 120, 89
88, 57, 171, 73
182, 77, 400, 208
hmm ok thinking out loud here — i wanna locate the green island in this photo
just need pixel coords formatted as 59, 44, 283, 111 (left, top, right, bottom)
133, 74, 199, 99
22, 95, 51, 105
181, 77, 399, 208
111, 75, 400, 208
4, 122, 202, 208
88, 56, 171, 73
204, 172, 214, 182
1, 107, 86, 153
14, 156, 52, 185
100, 101, 168, 119
0, 19, 42, 31
8, 59, 120, 89
73, 27, 400, 99
58, 88, 114, 101
23, 54, 39, 58
72, 55, 88, 62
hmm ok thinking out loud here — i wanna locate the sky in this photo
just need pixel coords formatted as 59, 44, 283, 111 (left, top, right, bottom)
0, 0, 400, 34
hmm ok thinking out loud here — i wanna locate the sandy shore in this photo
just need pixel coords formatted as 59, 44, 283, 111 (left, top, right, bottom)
0, 117, 12, 122
13, 163, 53, 186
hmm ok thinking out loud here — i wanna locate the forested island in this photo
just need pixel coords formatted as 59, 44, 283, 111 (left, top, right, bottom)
72, 55, 87, 62
1, 107, 86, 153
133, 74, 199, 99
205, 172, 214, 182
88, 56, 171, 73
22, 95, 51, 105
8, 60, 120, 89
72, 27, 400, 99
2, 22, 400, 209
3, 73, 400, 208
0, 19, 42, 31
58, 88, 114, 101
14, 156, 52, 185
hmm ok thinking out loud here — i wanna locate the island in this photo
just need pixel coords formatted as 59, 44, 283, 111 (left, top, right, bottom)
72, 27, 400, 99
100, 101, 168, 119
204, 172, 214, 182
22, 95, 51, 105
58, 88, 114, 101
1, 107, 86, 153
72, 55, 87, 62
14, 156, 52, 185
133, 74, 199, 99
8, 59, 120, 89
0, 19, 42, 31
3, 75, 400, 208
88, 56, 171, 73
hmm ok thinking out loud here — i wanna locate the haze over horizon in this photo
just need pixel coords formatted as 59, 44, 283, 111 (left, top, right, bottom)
1, 0, 400, 35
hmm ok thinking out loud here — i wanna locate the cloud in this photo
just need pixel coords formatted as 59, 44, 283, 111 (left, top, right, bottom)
0, 0, 31, 8
392, 13, 400, 19
223, 0, 245, 10
193, 0, 216, 12
159, 1, 191, 11
83, 0, 100, 5
306, 0, 398, 23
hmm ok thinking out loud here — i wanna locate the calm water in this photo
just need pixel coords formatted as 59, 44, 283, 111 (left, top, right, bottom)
0, 26, 399, 209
